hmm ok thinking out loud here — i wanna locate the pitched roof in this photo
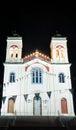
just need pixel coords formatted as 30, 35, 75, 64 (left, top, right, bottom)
23, 49, 51, 62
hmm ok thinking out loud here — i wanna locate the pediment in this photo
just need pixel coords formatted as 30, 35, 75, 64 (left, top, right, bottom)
23, 50, 51, 63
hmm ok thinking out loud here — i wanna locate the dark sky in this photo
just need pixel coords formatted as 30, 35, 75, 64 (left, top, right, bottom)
0, 2, 76, 112
0, 4, 76, 75
0, 3, 76, 80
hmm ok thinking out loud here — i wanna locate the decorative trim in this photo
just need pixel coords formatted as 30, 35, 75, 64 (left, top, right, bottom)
69, 89, 74, 95
2, 97, 6, 104
24, 94, 28, 101
47, 91, 51, 98
25, 62, 49, 71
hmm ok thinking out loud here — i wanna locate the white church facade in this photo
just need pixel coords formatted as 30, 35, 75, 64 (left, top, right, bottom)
1, 34, 75, 116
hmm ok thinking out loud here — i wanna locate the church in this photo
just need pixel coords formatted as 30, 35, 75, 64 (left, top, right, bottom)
1, 34, 75, 116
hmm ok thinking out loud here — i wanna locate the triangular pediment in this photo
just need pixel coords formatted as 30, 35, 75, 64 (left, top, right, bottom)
23, 50, 51, 63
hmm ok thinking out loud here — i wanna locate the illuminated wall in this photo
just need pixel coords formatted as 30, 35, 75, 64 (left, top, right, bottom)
1, 35, 75, 116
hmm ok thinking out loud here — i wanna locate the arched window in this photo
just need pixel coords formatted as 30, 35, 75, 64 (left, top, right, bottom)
58, 73, 65, 83
56, 45, 64, 59
11, 53, 13, 58
9, 47, 13, 59
16, 53, 18, 58
9, 45, 18, 60
61, 49, 64, 58
9, 72, 15, 83
56, 49, 59, 58
15, 47, 18, 59
31, 67, 43, 84
61, 98, 68, 113
8, 98, 14, 113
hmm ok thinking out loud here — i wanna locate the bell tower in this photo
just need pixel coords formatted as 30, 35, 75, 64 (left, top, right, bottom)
6, 34, 23, 62
50, 35, 69, 63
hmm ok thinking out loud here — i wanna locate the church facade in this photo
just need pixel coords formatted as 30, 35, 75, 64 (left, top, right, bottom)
1, 35, 75, 116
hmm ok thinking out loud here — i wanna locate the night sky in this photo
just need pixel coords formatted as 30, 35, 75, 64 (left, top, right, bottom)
0, 2, 76, 113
